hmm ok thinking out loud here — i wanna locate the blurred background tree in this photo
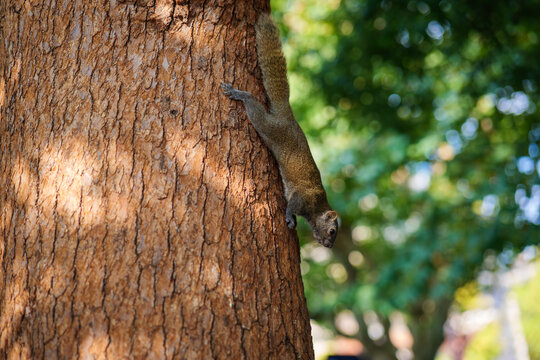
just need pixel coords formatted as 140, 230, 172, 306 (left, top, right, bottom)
270, 0, 540, 359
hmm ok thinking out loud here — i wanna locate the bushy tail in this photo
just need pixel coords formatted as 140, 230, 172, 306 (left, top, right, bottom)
255, 14, 289, 105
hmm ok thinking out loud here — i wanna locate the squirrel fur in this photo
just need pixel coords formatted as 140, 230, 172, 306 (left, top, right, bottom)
222, 14, 338, 248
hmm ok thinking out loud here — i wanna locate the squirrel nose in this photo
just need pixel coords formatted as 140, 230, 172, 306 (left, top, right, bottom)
321, 239, 334, 248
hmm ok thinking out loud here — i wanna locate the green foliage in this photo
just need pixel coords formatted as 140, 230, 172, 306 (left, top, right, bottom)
271, 0, 540, 358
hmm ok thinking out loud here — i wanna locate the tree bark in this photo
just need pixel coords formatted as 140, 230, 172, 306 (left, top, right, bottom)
0, 1, 314, 359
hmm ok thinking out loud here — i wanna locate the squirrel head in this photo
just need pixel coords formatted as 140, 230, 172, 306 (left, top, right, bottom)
311, 210, 339, 248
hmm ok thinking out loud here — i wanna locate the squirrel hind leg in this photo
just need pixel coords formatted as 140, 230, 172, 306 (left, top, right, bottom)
221, 82, 273, 138
221, 82, 251, 101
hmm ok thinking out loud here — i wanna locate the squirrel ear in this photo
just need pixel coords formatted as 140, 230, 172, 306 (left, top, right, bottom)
324, 210, 338, 221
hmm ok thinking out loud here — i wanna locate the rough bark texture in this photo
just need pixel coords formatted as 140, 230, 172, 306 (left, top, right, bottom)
0, 1, 314, 359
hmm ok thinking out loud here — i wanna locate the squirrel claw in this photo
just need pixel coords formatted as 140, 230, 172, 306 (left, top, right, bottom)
221, 82, 247, 101
221, 82, 235, 96
286, 215, 297, 230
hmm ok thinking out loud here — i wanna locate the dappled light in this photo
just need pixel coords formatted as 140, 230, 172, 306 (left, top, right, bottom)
2, 0, 539, 358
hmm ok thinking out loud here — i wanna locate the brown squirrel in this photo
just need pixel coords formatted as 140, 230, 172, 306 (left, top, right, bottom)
222, 14, 338, 248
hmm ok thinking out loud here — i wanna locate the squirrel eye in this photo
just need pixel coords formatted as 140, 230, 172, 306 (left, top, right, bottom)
329, 228, 335, 235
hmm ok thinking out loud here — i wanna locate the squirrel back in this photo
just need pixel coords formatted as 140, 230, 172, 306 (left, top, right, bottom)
255, 14, 290, 108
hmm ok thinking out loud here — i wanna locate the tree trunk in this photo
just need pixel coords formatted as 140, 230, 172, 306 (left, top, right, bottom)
411, 297, 452, 360
0, 1, 314, 359
356, 313, 397, 360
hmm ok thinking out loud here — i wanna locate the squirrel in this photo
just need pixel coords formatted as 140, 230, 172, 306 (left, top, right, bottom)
221, 14, 338, 248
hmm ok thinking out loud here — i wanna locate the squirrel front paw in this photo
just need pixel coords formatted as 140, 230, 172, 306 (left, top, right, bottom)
221, 82, 249, 101
286, 214, 297, 230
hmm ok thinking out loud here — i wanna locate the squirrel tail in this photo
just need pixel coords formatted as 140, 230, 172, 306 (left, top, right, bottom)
255, 14, 289, 105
